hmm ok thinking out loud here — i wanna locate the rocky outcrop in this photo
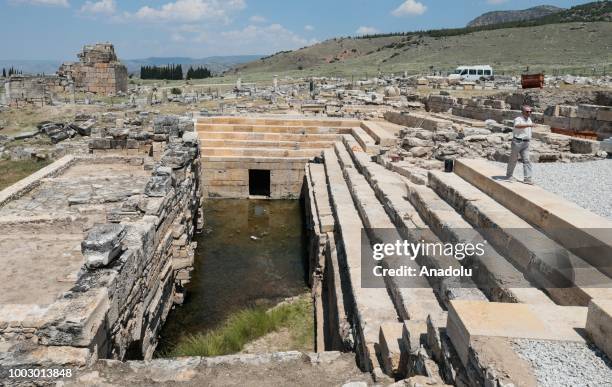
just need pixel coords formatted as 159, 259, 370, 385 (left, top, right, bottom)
467, 5, 563, 27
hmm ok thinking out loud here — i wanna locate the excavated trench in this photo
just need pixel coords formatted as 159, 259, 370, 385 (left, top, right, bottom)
156, 198, 311, 356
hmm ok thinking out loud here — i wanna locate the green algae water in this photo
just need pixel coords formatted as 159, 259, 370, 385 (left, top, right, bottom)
156, 199, 308, 355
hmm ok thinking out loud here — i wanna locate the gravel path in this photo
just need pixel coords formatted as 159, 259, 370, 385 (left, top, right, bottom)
512, 339, 612, 387
493, 160, 612, 219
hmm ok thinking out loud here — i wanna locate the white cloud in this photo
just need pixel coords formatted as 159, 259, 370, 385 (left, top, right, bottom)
171, 32, 186, 42
133, 0, 246, 23
217, 23, 317, 53
391, 0, 426, 17
486, 0, 508, 4
10, 0, 69, 7
193, 32, 208, 43
249, 15, 266, 23
356, 26, 379, 35
304, 25, 314, 31
80, 0, 116, 16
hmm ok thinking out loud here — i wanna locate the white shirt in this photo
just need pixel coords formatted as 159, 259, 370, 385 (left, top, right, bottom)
513, 115, 532, 140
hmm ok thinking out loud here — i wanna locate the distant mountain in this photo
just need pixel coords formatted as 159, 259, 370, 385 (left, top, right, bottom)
467, 5, 563, 27
0, 55, 262, 76
0, 60, 61, 76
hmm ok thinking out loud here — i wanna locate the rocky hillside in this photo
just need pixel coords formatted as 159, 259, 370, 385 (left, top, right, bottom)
467, 5, 563, 27
229, 1, 611, 79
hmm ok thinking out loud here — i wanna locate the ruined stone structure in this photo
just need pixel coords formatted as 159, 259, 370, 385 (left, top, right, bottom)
58, 43, 128, 95
427, 93, 612, 140
0, 117, 201, 375
3, 75, 68, 106
0, 108, 611, 386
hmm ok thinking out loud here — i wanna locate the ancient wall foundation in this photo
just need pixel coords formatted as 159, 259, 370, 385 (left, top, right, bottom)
0, 116, 201, 376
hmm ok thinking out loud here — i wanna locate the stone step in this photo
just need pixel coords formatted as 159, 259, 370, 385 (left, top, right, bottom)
454, 158, 612, 278
405, 180, 554, 305
351, 127, 379, 155
428, 170, 612, 306
586, 299, 612, 359
340, 135, 488, 307
379, 321, 405, 377
384, 111, 453, 131
308, 164, 334, 233
447, 300, 587, 367
197, 131, 343, 142
196, 123, 353, 134
200, 147, 324, 158
323, 148, 400, 372
200, 139, 334, 149
333, 142, 442, 325
360, 121, 397, 147
197, 116, 360, 127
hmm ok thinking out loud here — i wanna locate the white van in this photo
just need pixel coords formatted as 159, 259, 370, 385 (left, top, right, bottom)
453, 65, 494, 81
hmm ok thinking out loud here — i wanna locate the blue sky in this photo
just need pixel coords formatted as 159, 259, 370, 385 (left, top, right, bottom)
1, 0, 588, 60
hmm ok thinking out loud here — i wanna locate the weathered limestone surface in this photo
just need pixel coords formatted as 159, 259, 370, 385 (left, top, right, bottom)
197, 116, 374, 200
428, 170, 612, 306
586, 299, 612, 359
58, 43, 128, 95
3, 75, 67, 106
0, 115, 201, 378
64, 351, 372, 386
454, 158, 612, 278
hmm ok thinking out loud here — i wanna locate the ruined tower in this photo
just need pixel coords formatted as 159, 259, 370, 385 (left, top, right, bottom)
58, 43, 128, 95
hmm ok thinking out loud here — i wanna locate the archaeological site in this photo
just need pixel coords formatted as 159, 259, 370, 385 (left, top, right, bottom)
0, 1, 611, 386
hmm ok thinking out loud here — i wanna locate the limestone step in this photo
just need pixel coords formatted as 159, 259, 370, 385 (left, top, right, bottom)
200, 147, 324, 158
200, 139, 334, 150
340, 135, 488, 307
454, 159, 612, 278
200, 155, 312, 164
197, 123, 353, 135
197, 116, 360, 127
404, 180, 554, 305
308, 163, 334, 233
379, 322, 405, 377
447, 300, 587, 367
428, 170, 612, 306
586, 299, 612, 359
351, 127, 379, 154
333, 142, 441, 324
360, 121, 397, 147
384, 111, 453, 131
428, 112, 487, 128
323, 148, 400, 372
197, 131, 343, 142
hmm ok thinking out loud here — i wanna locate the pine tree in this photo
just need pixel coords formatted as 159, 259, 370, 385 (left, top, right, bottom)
2, 68, 5, 78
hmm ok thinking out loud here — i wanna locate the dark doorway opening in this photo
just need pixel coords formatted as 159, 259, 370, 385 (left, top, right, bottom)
249, 169, 271, 196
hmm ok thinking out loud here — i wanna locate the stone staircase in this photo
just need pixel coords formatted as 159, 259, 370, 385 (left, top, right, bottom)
195, 115, 387, 199
307, 135, 612, 385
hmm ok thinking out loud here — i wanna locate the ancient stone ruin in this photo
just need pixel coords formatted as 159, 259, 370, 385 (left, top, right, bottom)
58, 43, 128, 95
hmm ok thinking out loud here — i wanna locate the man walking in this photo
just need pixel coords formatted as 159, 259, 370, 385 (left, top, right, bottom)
505, 105, 534, 184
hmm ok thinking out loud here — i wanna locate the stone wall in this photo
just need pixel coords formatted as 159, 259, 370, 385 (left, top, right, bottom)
0, 116, 202, 377
3, 75, 68, 106
58, 43, 128, 95
201, 157, 307, 199
543, 104, 612, 140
